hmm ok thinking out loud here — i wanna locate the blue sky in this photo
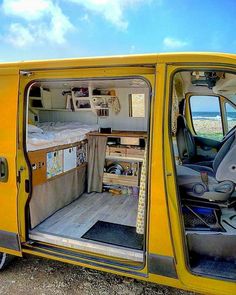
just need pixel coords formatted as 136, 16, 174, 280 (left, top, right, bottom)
0, 0, 236, 62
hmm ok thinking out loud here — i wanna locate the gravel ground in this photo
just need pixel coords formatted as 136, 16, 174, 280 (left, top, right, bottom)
0, 255, 196, 295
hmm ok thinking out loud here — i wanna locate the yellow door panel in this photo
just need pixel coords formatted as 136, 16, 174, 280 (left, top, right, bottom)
0, 69, 21, 256
164, 63, 236, 294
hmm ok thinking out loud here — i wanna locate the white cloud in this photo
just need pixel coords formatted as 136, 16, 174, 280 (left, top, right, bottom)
2, 0, 51, 21
163, 37, 188, 49
2, 0, 155, 47
2, 0, 73, 47
7, 23, 35, 47
68, 0, 149, 30
45, 4, 73, 44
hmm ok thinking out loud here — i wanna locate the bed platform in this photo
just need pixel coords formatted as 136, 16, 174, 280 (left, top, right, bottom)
27, 122, 99, 151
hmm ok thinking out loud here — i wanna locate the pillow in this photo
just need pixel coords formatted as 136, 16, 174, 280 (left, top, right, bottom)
28, 124, 43, 134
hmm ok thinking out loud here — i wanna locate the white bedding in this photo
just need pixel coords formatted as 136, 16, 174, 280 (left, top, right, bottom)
27, 122, 99, 151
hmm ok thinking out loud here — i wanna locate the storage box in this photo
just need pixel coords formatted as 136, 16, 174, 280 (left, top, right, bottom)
126, 148, 144, 159
103, 173, 138, 187
120, 137, 139, 146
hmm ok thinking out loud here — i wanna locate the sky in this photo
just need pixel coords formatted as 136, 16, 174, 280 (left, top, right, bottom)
191, 96, 222, 113
1, 0, 236, 62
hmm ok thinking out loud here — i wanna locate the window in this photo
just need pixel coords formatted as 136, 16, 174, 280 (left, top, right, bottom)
225, 102, 236, 132
129, 94, 145, 118
190, 95, 223, 140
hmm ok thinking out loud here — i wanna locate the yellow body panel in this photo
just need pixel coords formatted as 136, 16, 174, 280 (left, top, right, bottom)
0, 53, 235, 294
163, 64, 236, 295
0, 68, 21, 256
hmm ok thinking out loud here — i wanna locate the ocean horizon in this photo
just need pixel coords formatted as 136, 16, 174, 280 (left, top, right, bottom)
192, 111, 236, 120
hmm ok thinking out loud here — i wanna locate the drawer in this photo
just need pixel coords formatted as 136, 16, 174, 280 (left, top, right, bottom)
106, 147, 126, 157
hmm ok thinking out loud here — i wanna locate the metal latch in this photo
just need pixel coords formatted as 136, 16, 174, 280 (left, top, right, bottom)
0, 157, 8, 182
20, 71, 33, 77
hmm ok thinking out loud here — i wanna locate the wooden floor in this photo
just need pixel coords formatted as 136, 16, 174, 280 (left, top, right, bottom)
31, 192, 139, 240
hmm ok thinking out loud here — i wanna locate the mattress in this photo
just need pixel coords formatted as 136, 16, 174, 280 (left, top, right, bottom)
27, 122, 99, 151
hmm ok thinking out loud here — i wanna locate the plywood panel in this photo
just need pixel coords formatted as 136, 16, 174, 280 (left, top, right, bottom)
28, 150, 47, 186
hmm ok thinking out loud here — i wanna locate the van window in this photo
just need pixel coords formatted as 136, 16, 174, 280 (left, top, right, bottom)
225, 102, 236, 131
190, 95, 223, 140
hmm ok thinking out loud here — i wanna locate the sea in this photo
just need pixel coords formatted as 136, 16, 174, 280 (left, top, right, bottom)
192, 112, 236, 121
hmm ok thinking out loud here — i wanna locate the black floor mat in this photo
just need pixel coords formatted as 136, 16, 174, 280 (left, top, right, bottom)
82, 221, 143, 250
191, 257, 236, 280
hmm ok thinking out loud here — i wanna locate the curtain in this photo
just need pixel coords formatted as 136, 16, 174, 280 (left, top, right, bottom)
87, 135, 107, 193
136, 144, 147, 234
30, 166, 86, 228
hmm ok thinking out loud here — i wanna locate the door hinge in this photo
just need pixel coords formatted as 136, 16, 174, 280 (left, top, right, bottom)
20, 71, 33, 77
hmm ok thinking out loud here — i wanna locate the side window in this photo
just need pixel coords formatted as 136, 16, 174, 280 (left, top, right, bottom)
225, 102, 236, 132
190, 95, 223, 140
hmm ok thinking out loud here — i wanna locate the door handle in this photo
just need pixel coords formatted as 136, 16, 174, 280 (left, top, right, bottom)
0, 157, 8, 182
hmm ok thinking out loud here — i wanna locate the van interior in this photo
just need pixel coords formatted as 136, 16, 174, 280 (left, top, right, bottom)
171, 70, 236, 281
26, 77, 150, 265
25, 70, 236, 279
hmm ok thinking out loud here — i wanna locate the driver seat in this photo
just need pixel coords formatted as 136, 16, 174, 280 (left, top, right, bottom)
176, 115, 196, 164
176, 130, 236, 202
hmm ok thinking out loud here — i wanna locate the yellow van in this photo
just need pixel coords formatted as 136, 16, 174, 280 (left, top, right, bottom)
0, 53, 236, 295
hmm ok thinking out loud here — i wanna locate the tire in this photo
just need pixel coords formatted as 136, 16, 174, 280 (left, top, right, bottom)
0, 252, 14, 271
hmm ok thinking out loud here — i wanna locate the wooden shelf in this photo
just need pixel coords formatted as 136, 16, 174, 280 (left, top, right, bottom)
33, 108, 71, 112
75, 107, 109, 111
89, 130, 147, 138
33, 107, 109, 112
105, 155, 143, 162
91, 95, 117, 98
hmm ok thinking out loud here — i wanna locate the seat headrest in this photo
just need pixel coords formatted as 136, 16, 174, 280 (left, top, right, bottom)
177, 115, 187, 130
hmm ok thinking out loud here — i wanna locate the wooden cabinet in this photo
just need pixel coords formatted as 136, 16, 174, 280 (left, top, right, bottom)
101, 132, 146, 188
